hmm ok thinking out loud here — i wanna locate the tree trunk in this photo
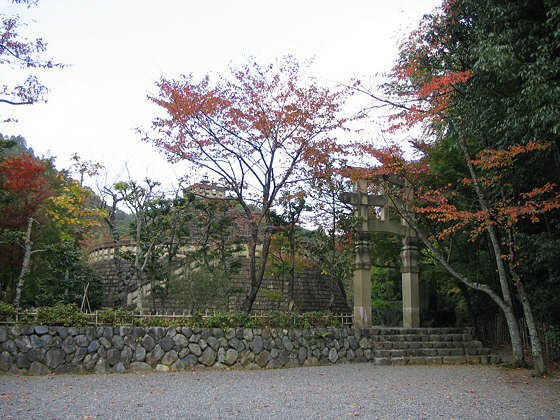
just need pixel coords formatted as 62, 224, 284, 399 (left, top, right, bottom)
397, 207, 525, 365
103, 194, 128, 308
134, 215, 143, 314
515, 279, 547, 375
13, 217, 34, 308
241, 226, 272, 313
459, 138, 525, 365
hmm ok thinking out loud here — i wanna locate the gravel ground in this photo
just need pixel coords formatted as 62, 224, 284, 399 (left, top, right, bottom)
0, 364, 559, 419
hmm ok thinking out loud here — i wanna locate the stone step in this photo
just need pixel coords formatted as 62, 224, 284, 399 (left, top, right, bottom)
369, 340, 485, 350
354, 327, 503, 365
365, 327, 467, 335
372, 354, 504, 366
364, 333, 474, 342
374, 346, 491, 358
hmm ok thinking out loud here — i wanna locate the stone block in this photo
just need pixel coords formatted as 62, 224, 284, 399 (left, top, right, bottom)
442, 355, 467, 364
135, 346, 146, 362
199, 347, 217, 366
61, 336, 77, 354
156, 364, 170, 372
72, 347, 87, 364
112, 362, 126, 373
75, 335, 88, 348
120, 346, 133, 364
45, 348, 66, 369
282, 336, 294, 352
16, 353, 30, 369
40, 334, 52, 348
255, 350, 270, 368
207, 336, 218, 350
159, 337, 174, 352
249, 336, 264, 354
111, 335, 125, 350
0, 351, 12, 371
188, 343, 202, 356
28, 361, 51, 376
328, 348, 338, 363
87, 340, 101, 354
14, 336, 32, 353
466, 355, 481, 364
129, 362, 152, 371
123, 335, 138, 351
161, 350, 178, 366
103, 328, 114, 340
94, 358, 110, 373
297, 347, 307, 363
182, 354, 197, 367
67, 327, 79, 337
34, 326, 49, 336
99, 337, 112, 350
107, 348, 120, 366
173, 334, 188, 347
171, 359, 185, 371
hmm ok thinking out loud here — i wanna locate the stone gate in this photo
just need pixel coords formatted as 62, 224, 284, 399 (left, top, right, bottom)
341, 178, 420, 328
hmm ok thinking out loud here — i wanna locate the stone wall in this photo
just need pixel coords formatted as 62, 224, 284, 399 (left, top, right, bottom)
87, 242, 350, 314
0, 325, 500, 375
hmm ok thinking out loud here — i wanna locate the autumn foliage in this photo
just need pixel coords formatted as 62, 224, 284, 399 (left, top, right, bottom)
144, 58, 354, 312
0, 153, 50, 225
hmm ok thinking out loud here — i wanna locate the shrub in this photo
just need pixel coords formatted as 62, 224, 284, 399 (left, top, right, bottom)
36, 303, 90, 327
0, 301, 17, 322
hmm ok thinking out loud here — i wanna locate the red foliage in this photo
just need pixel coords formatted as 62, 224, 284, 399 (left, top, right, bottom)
0, 153, 51, 225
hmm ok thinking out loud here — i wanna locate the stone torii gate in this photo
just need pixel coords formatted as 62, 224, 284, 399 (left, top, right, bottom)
340, 179, 420, 328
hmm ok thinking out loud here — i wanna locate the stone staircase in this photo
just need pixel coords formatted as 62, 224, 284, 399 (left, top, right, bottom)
358, 327, 505, 365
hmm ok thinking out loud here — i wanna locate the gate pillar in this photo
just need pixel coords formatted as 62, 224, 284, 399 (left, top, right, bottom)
401, 234, 420, 328
352, 180, 372, 328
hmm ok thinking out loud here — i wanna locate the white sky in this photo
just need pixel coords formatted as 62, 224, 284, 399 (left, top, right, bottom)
1, 0, 441, 191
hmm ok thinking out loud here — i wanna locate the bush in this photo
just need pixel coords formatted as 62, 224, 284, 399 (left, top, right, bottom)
36, 303, 90, 327
0, 301, 17, 322
0, 303, 345, 330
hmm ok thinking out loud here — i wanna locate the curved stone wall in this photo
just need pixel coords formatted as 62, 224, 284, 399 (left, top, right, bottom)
0, 325, 500, 375
87, 242, 350, 314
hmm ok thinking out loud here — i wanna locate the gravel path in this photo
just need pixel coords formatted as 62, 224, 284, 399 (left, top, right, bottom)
1, 364, 559, 419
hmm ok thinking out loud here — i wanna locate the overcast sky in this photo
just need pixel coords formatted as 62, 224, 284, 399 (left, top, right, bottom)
2, 0, 441, 190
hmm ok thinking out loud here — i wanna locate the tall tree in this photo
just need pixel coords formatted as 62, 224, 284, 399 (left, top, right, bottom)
368, 0, 560, 375
143, 58, 353, 312
0, 153, 50, 306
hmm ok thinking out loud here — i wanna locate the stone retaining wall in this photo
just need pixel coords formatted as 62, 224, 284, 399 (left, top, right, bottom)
0, 326, 499, 375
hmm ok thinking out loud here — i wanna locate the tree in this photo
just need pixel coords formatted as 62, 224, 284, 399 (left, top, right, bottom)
166, 194, 244, 313
143, 58, 353, 312
306, 164, 354, 311
115, 178, 162, 314
367, 0, 560, 375
1, 0, 64, 111
265, 192, 310, 310
0, 153, 51, 306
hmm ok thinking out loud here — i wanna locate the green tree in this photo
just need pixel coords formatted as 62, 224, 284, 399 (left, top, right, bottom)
372, 0, 560, 375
